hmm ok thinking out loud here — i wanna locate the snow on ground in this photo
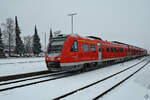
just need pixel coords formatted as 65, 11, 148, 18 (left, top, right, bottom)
62, 59, 148, 100
0, 57, 45, 64
100, 57, 150, 100
0, 57, 148, 100
0, 57, 48, 77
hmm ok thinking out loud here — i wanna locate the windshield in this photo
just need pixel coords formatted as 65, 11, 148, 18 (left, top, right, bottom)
48, 40, 65, 54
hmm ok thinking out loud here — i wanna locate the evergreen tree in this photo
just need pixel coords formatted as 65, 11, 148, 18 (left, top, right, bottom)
14, 16, 25, 56
32, 25, 41, 56
0, 28, 6, 58
49, 28, 53, 42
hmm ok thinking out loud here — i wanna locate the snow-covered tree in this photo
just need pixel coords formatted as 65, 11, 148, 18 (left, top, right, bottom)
32, 25, 41, 56
0, 28, 6, 58
14, 16, 25, 56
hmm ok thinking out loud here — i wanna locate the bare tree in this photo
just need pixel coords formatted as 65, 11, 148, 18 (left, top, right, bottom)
0, 28, 6, 58
24, 35, 33, 56
1, 18, 15, 56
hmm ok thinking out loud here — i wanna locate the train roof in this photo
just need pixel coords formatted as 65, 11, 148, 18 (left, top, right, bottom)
87, 36, 102, 40
111, 41, 130, 46
52, 34, 145, 50
111, 41, 140, 49
53, 34, 103, 41
51, 34, 68, 41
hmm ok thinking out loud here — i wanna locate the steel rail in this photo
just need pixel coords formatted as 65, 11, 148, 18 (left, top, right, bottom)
93, 60, 150, 100
0, 72, 76, 92
0, 71, 66, 86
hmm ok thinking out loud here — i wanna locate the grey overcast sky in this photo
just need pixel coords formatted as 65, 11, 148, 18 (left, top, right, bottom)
0, 0, 150, 50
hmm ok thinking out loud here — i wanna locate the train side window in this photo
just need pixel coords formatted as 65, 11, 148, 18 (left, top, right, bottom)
111, 47, 113, 52
106, 47, 109, 52
120, 48, 122, 52
71, 40, 78, 52
114, 48, 116, 52
83, 44, 89, 52
90, 45, 96, 52
117, 48, 119, 52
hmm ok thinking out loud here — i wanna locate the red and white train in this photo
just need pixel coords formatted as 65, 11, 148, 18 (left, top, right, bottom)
45, 34, 147, 71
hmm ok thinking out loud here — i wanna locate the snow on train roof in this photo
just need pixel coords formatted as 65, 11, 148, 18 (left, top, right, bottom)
111, 41, 142, 49
55, 33, 103, 41
87, 36, 102, 40
69, 34, 102, 41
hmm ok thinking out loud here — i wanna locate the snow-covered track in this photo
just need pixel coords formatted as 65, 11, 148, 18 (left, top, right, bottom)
0, 71, 76, 92
0, 71, 67, 86
0, 70, 50, 82
93, 60, 150, 100
53, 57, 149, 100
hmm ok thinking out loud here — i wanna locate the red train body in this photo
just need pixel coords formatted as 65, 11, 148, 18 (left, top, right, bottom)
45, 34, 147, 71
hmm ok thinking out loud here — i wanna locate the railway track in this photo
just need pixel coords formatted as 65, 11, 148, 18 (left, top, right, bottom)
0, 71, 67, 86
0, 70, 50, 82
0, 71, 78, 92
93, 60, 150, 100
53, 57, 149, 100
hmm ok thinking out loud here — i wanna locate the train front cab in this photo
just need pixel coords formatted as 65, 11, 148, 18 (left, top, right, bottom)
45, 35, 67, 71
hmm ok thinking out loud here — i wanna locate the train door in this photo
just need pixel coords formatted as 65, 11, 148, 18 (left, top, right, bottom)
97, 43, 102, 60
127, 46, 130, 56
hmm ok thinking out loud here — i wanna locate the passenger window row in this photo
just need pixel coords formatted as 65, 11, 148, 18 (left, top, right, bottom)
71, 41, 97, 52
83, 44, 96, 52
106, 47, 124, 52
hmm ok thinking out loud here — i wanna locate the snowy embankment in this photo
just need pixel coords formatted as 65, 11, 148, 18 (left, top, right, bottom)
0, 57, 149, 100
0, 57, 48, 77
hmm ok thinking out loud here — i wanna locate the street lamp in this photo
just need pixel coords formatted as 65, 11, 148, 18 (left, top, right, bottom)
68, 13, 77, 34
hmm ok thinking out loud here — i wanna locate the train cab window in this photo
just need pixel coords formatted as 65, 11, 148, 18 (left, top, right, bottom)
111, 47, 113, 52
83, 44, 89, 52
71, 41, 78, 52
48, 40, 65, 53
106, 47, 109, 52
90, 45, 96, 52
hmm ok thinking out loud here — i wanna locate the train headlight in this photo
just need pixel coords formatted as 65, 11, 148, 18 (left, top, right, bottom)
56, 57, 60, 60
46, 57, 49, 61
